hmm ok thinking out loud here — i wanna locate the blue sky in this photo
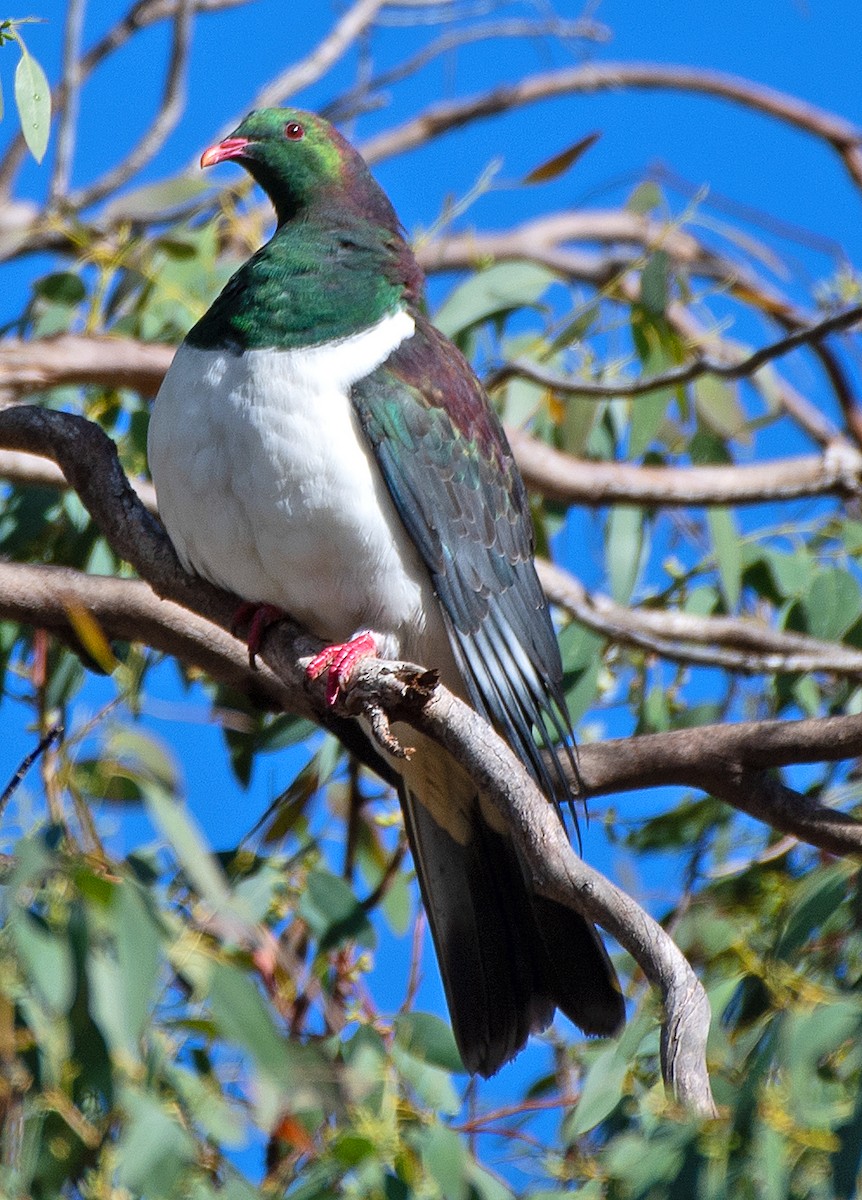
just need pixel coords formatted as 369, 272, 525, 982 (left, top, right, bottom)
3, 0, 862, 1181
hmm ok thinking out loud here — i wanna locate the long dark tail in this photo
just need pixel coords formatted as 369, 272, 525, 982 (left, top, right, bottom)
399, 757, 624, 1078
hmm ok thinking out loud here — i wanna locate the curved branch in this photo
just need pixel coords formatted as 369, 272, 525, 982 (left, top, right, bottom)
488, 304, 862, 400
537, 559, 862, 677
359, 61, 862, 190
2, 336, 859, 510
577, 715, 862, 858
507, 425, 862, 507
417, 209, 726, 278
0, 561, 289, 710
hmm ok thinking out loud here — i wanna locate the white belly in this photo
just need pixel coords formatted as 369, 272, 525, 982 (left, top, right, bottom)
148, 311, 448, 664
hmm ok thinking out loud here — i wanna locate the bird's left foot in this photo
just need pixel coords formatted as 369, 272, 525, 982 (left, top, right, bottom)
306, 631, 379, 706
232, 601, 285, 667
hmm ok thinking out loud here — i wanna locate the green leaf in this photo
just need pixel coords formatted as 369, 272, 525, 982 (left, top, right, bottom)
391, 1044, 461, 1115
14, 45, 50, 163
10, 908, 74, 1014
208, 961, 336, 1108
775, 863, 852, 961
694, 376, 748, 442
34, 272, 85, 305
804, 568, 862, 641
606, 505, 644, 604
522, 131, 600, 184
640, 250, 670, 316
418, 1124, 468, 1200
628, 387, 672, 459
568, 1045, 628, 1135
116, 1090, 197, 1197
627, 181, 663, 214
708, 507, 742, 609
434, 262, 559, 339
298, 866, 375, 951
394, 1011, 464, 1073
145, 788, 234, 912
115, 882, 162, 1045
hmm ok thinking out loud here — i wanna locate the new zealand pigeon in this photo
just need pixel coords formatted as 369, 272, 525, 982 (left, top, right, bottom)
148, 107, 624, 1076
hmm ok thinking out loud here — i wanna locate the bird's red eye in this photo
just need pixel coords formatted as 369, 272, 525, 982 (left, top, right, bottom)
284, 121, 305, 140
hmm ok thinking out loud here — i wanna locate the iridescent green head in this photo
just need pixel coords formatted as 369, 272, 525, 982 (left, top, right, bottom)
201, 107, 395, 227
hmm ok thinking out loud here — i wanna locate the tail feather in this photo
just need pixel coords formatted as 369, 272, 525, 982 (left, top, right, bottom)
398, 743, 624, 1078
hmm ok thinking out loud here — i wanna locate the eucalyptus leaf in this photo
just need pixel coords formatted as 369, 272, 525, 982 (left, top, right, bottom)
708, 507, 742, 610
13, 45, 50, 162
434, 261, 560, 338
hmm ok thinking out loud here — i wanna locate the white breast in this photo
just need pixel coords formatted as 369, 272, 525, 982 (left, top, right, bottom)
148, 310, 449, 665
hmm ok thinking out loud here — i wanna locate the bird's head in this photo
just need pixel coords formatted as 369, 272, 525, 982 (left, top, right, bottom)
201, 107, 392, 228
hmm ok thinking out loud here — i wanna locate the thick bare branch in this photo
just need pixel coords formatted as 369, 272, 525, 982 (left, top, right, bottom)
507, 425, 862, 507
0, 335, 173, 401
0, 561, 289, 710
577, 715, 862, 858
359, 62, 862, 190
343, 667, 716, 1116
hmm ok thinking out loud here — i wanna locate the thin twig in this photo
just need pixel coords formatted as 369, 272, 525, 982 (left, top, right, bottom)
66, 0, 196, 212
0, 0, 250, 201
324, 17, 608, 122
207, 0, 390, 158
487, 303, 862, 398
0, 724, 64, 818
49, 0, 86, 203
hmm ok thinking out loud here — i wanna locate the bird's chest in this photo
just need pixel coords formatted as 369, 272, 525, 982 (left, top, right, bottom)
148, 320, 433, 650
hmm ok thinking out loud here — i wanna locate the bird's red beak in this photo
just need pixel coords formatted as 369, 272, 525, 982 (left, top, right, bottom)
200, 136, 250, 169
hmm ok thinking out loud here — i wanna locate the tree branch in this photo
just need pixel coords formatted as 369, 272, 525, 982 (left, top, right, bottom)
209, 0, 390, 153
487, 304, 862, 399
537, 559, 862, 678
2, 336, 859, 510
66, 0, 196, 212
507, 425, 862, 507
359, 61, 862, 190
577, 715, 862, 858
49, 0, 86, 204
0, 0, 251, 200
0, 561, 289, 710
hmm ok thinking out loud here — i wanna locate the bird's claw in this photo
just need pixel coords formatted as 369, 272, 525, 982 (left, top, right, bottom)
306, 631, 378, 706
232, 602, 285, 668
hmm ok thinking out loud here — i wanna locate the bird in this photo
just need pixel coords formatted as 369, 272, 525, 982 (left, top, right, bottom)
148, 107, 624, 1077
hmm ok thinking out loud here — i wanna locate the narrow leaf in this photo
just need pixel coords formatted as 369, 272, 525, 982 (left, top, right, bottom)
606, 505, 644, 604
523, 131, 600, 184
707, 507, 742, 610
568, 1045, 628, 1135
14, 46, 50, 163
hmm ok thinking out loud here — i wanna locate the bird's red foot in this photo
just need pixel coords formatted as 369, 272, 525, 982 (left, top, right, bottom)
306, 631, 378, 706
232, 601, 285, 668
